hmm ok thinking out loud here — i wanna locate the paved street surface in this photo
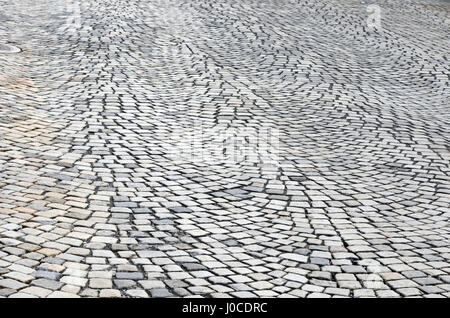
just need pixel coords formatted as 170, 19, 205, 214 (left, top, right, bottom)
0, 0, 449, 298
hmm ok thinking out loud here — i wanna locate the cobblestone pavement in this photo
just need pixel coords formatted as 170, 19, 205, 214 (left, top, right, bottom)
0, 0, 449, 298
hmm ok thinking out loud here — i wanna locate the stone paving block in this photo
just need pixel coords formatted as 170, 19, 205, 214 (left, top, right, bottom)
21, 286, 52, 297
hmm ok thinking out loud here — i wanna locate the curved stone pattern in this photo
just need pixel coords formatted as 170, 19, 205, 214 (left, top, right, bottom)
0, 0, 449, 298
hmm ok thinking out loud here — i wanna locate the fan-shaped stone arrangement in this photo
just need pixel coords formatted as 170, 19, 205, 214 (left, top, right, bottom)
0, 0, 448, 298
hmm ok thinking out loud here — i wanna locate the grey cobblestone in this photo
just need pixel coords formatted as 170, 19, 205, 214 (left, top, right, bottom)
0, 0, 449, 298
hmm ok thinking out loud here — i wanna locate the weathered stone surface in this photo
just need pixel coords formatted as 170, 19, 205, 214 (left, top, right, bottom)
0, 0, 448, 299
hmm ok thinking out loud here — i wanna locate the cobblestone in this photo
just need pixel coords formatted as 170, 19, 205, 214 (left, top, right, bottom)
0, 0, 449, 298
